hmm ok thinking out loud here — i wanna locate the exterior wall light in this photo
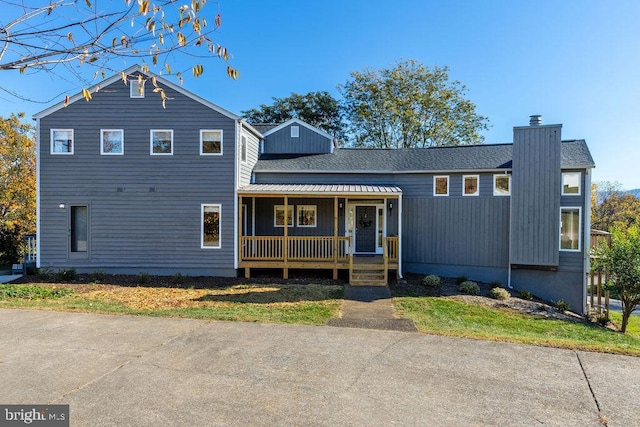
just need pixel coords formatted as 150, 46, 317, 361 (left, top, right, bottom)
59, 203, 66, 209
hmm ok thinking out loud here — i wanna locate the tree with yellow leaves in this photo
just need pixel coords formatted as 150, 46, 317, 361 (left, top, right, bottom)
0, 113, 35, 266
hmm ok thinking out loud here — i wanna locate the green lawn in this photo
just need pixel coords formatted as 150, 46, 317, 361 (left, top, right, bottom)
394, 296, 640, 356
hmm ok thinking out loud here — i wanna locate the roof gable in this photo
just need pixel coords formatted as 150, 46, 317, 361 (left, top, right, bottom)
33, 65, 241, 122
262, 118, 333, 140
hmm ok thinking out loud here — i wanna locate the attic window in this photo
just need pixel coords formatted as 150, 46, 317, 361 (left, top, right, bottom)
291, 126, 299, 138
130, 79, 145, 98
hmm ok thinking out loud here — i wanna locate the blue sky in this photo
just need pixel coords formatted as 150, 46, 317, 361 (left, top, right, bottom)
2, 0, 639, 188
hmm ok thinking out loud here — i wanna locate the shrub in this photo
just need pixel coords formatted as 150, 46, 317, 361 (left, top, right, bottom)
596, 315, 609, 327
422, 274, 441, 288
556, 300, 570, 312
138, 272, 150, 285
459, 280, 479, 295
490, 280, 502, 287
490, 287, 510, 300
36, 267, 53, 280
172, 272, 185, 286
455, 276, 468, 285
518, 290, 533, 300
55, 268, 77, 282
91, 270, 106, 282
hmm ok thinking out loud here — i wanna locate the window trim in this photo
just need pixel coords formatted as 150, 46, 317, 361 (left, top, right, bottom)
150, 129, 174, 155
50, 129, 74, 155
200, 129, 223, 156
296, 205, 317, 228
241, 135, 247, 163
463, 175, 480, 196
201, 204, 221, 249
130, 79, 145, 98
291, 126, 300, 138
100, 129, 124, 155
560, 206, 582, 252
493, 174, 511, 196
562, 172, 582, 196
274, 205, 294, 228
433, 175, 449, 196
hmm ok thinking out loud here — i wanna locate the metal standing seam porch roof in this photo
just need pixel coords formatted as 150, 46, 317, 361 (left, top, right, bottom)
238, 184, 402, 196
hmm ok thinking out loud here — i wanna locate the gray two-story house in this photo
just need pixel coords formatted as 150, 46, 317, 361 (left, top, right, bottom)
34, 66, 595, 313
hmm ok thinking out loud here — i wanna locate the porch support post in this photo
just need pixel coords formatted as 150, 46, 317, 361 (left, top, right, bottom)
240, 196, 249, 278
333, 196, 338, 280
398, 193, 403, 278
283, 195, 289, 279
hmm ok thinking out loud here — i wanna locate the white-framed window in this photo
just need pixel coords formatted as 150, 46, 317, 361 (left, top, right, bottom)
241, 135, 247, 162
51, 129, 74, 154
150, 129, 173, 155
130, 79, 145, 98
201, 204, 221, 249
100, 129, 124, 155
463, 175, 479, 196
297, 205, 317, 227
434, 176, 449, 196
291, 126, 299, 138
560, 207, 581, 251
274, 205, 293, 228
200, 130, 223, 155
562, 172, 582, 195
493, 174, 511, 196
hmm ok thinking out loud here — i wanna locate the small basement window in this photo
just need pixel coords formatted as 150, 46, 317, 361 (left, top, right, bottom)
291, 126, 299, 138
562, 172, 581, 195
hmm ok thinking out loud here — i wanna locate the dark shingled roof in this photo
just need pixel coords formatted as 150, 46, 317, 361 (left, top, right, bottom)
254, 140, 594, 173
250, 123, 278, 134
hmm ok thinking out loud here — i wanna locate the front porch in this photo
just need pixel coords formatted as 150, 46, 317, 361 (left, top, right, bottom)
237, 184, 402, 284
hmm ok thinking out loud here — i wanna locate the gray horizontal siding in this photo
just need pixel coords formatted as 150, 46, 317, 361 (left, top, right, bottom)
39, 74, 238, 275
264, 124, 332, 154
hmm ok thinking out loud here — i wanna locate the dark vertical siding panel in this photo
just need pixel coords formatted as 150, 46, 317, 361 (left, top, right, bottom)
510, 125, 561, 266
264, 124, 332, 154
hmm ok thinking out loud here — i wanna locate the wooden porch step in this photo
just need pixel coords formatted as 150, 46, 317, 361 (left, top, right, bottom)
350, 266, 387, 286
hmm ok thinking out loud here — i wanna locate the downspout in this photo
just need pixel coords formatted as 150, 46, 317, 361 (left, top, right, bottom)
507, 173, 513, 289
398, 193, 403, 278
35, 118, 41, 268
583, 168, 593, 315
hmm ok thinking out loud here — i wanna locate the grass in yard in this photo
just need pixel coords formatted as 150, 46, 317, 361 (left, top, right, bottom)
394, 296, 640, 356
0, 283, 343, 325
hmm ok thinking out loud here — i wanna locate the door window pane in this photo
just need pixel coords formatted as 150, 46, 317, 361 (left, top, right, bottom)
71, 206, 88, 252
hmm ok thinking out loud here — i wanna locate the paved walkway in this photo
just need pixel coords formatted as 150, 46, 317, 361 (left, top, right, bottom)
0, 274, 21, 283
1, 309, 639, 426
326, 285, 418, 332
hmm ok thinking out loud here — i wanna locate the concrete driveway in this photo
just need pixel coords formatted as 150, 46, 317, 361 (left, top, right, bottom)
1, 309, 638, 426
